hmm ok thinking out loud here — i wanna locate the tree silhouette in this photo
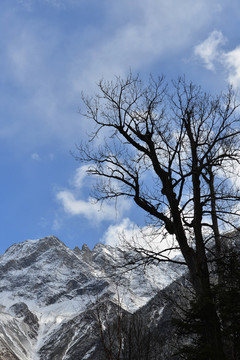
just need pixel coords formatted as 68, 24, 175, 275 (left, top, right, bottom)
77, 73, 240, 359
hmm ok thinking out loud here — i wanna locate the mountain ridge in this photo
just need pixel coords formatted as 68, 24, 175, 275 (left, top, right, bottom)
0, 236, 185, 359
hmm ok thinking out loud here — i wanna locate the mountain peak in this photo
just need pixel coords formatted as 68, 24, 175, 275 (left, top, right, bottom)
1, 236, 66, 265
0, 235, 185, 360
82, 243, 91, 252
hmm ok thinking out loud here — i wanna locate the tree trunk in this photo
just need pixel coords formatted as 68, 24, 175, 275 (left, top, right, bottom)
172, 205, 226, 359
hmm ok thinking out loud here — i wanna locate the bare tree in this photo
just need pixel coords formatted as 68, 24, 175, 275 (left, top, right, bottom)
95, 299, 156, 360
76, 73, 240, 359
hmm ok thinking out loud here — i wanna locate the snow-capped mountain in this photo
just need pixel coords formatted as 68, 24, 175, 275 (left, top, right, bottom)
0, 236, 184, 359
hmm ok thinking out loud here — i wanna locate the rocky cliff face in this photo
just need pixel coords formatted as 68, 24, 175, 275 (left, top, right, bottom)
0, 236, 185, 359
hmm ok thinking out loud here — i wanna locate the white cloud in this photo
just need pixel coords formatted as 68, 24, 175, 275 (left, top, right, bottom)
57, 191, 124, 222
101, 218, 179, 258
56, 165, 131, 223
194, 31, 240, 88
194, 30, 226, 71
223, 46, 240, 88
71, 165, 90, 189
101, 218, 136, 247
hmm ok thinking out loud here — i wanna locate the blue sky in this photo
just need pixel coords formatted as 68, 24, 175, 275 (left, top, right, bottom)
1, 0, 240, 254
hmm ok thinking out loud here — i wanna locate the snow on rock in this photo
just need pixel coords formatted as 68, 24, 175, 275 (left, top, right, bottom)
0, 236, 185, 359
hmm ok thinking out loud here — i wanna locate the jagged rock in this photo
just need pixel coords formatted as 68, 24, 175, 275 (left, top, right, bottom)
9, 302, 39, 339
0, 236, 185, 359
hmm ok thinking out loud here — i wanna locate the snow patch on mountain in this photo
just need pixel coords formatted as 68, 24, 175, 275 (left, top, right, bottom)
0, 236, 185, 359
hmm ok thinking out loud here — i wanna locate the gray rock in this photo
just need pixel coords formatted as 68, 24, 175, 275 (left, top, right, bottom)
0, 236, 185, 359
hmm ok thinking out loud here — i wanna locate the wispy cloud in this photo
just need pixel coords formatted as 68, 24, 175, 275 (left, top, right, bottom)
194, 30, 226, 71
31, 152, 40, 161
194, 30, 240, 88
17, 0, 81, 10
73, 0, 218, 88
71, 165, 90, 189
223, 46, 240, 88
0, 0, 221, 150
